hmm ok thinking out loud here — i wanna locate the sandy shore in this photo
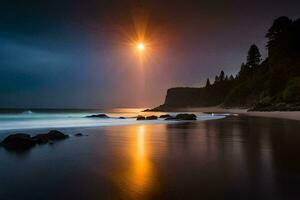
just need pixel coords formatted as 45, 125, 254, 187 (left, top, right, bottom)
168, 106, 300, 122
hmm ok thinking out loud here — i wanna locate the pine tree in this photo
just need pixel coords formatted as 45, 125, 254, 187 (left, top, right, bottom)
266, 16, 292, 46
205, 78, 211, 88
215, 75, 219, 83
219, 70, 225, 81
247, 44, 261, 67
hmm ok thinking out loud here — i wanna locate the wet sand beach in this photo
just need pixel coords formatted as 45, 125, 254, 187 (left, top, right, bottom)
168, 106, 300, 122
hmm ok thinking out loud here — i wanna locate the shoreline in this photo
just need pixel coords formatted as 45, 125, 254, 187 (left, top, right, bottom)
0, 113, 225, 135
2, 107, 300, 135
161, 106, 300, 122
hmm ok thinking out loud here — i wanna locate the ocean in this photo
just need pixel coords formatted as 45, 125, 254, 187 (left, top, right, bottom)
1, 115, 300, 199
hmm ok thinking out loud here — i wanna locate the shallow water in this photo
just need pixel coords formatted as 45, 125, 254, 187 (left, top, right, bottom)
1, 116, 300, 199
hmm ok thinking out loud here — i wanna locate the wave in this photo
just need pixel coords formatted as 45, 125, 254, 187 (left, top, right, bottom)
0, 109, 230, 132
22, 110, 33, 114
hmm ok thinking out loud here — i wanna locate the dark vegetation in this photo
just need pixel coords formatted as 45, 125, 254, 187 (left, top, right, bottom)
154, 16, 300, 111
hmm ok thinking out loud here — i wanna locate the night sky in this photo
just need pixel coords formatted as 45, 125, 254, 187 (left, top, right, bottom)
1, 0, 299, 108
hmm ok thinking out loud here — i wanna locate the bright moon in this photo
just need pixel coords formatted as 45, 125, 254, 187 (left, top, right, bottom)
137, 42, 145, 52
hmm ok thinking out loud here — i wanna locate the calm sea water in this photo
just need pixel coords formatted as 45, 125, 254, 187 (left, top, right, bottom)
1, 114, 300, 199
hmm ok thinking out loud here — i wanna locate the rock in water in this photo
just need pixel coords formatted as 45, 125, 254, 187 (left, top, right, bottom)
1, 130, 69, 151
146, 115, 158, 120
86, 114, 109, 118
46, 130, 69, 140
159, 114, 172, 118
32, 130, 68, 144
137, 115, 146, 120
165, 117, 176, 120
0, 134, 36, 150
75, 133, 83, 137
165, 113, 197, 120
32, 134, 49, 144
137, 115, 158, 120
175, 114, 197, 120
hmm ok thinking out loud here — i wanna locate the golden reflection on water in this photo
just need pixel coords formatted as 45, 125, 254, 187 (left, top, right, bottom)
110, 124, 157, 199
129, 125, 152, 195
137, 126, 145, 158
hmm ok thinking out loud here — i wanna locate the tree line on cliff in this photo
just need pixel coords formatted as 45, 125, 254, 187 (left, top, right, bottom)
157, 16, 300, 110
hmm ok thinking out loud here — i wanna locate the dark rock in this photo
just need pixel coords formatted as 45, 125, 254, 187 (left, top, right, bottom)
32, 134, 49, 144
1, 130, 69, 152
32, 130, 68, 144
137, 115, 158, 120
86, 114, 109, 118
137, 115, 146, 120
119, 117, 126, 119
0, 134, 36, 150
165, 113, 197, 120
165, 117, 177, 120
46, 130, 69, 140
146, 115, 158, 120
75, 133, 83, 137
175, 113, 197, 120
159, 114, 172, 118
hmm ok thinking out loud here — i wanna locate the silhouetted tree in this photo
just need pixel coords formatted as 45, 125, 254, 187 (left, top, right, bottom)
205, 78, 211, 88
247, 44, 261, 67
266, 16, 294, 95
219, 70, 225, 81
238, 63, 249, 80
266, 16, 292, 47
229, 75, 234, 81
215, 75, 219, 83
